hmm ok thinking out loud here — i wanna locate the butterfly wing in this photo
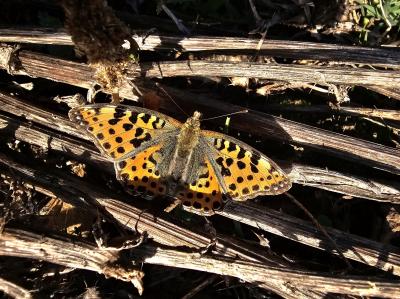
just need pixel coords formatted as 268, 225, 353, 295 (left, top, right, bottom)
201, 131, 291, 201
69, 104, 181, 161
175, 157, 226, 216
113, 136, 224, 215
115, 143, 168, 197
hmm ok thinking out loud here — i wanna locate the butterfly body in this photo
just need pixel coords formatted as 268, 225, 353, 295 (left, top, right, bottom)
166, 111, 202, 187
69, 104, 291, 215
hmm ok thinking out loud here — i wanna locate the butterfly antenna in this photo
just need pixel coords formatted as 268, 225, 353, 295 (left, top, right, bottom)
201, 109, 248, 122
156, 83, 189, 117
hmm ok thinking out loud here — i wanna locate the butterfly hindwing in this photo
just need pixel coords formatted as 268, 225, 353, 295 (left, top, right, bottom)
69, 104, 180, 160
115, 144, 168, 197
176, 159, 225, 215
202, 132, 291, 201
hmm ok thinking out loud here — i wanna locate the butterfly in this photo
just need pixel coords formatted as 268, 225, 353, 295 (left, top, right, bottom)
69, 104, 291, 215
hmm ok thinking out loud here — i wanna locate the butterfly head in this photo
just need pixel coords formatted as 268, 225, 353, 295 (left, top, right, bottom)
184, 111, 202, 130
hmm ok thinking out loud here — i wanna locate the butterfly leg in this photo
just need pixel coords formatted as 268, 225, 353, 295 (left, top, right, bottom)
198, 218, 217, 255
92, 211, 145, 250
164, 197, 182, 213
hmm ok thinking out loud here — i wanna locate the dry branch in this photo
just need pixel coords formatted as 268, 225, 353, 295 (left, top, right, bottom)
2, 228, 400, 298
1, 28, 400, 68
290, 164, 400, 203
0, 157, 322, 299
0, 48, 399, 176
133, 60, 400, 88
266, 104, 400, 121
0, 138, 399, 276
0, 91, 398, 203
218, 201, 400, 275
0, 13, 399, 299
133, 244, 400, 299
0, 277, 32, 299
0, 229, 145, 294
368, 86, 400, 102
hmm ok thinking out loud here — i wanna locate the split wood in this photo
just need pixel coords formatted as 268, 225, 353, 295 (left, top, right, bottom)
0, 229, 145, 294
0, 157, 325, 299
0, 28, 399, 68
0, 48, 399, 177
0, 91, 398, 203
1, 28, 398, 100
0, 277, 32, 299
2, 228, 400, 298
0, 122, 399, 277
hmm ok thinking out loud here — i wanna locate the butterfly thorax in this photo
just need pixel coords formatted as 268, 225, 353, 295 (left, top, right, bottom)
176, 111, 202, 156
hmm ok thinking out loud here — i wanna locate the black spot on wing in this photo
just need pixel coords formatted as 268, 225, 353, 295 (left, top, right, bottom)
140, 114, 151, 124
123, 123, 133, 131
118, 161, 127, 168
214, 138, 225, 150
114, 107, 126, 119
227, 142, 236, 152
108, 118, 121, 125
216, 157, 231, 177
130, 132, 152, 148
199, 170, 210, 179
237, 161, 246, 169
216, 157, 224, 166
250, 164, 259, 173
135, 127, 144, 137
193, 201, 202, 209
221, 167, 231, 177
148, 153, 157, 165
152, 117, 165, 129
250, 151, 261, 165
117, 147, 125, 154
129, 113, 138, 124
250, 156, 259, 166
212, 201, 221, 210
237, 148, 246, 159
226, 158, 233, 167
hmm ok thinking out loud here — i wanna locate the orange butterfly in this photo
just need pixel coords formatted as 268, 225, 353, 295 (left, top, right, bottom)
69, 104, 291, 215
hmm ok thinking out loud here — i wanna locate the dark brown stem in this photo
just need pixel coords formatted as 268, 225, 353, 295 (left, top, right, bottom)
0, 144, 399, 276
132, 243, 400, 299
0, 277, 32, 299
1, 28, 400, 68
133, 60, 400, 87
1, 50, 399, 175
0, 229, 144, 294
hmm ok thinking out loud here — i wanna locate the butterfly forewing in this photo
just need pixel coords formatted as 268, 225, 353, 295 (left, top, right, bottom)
201, 132, 291, 201
69, 104, 180, 160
